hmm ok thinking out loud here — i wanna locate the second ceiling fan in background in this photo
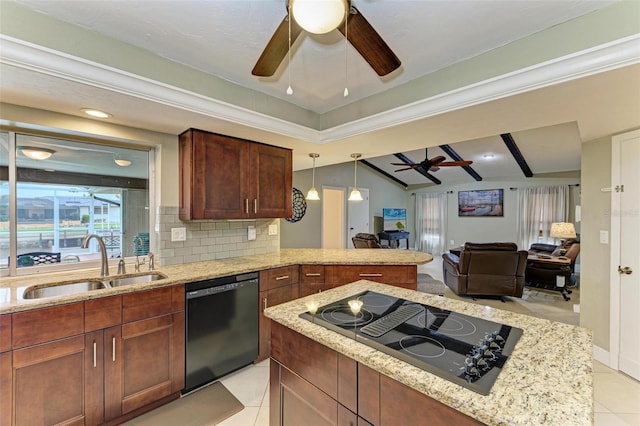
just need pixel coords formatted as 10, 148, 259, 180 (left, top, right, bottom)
252, 0, 401, 77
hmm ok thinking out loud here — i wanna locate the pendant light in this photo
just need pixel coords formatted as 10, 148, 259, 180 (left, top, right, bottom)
348, 153, 363, 201
306, 153, 320, 200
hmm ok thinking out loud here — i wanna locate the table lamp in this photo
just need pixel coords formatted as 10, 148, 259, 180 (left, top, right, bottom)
550, 222, 577, 253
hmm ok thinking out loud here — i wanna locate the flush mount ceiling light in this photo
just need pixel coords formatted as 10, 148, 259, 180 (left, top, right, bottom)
306, 153, 320, 200
114, 158, 132, 167
291, 0, 348, 34
18, 146, 55, 160
348, 153, 363, 201
483, 154, 495, 159
82, 108, 112, 119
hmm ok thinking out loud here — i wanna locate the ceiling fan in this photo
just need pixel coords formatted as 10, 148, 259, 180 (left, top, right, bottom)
252, 1, 401, 77
392, 149, 473, 172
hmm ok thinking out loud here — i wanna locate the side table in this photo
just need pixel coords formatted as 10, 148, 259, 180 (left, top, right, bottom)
378, 231, 410, 249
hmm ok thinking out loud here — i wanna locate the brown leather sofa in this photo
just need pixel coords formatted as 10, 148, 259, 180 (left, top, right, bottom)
352, 233, 389, 249
442, 242, 528, 298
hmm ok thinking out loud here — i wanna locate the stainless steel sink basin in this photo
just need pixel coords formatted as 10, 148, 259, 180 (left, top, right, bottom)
105, 272, 167, 287
23, 280, 108, 299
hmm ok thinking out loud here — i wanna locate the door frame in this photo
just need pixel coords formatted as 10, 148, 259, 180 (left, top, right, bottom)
609, 128, 640, 371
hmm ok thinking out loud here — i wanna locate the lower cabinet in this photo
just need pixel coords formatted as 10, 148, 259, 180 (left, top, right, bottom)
270, 322, 482, 426
3, 285, 185, 426
258, 266, 299, 362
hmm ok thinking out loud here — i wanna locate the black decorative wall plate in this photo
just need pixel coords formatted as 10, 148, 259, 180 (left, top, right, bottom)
286, 188, 307, 223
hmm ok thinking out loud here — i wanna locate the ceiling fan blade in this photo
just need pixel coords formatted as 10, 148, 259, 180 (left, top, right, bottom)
338, 6, 401, 77
252, 16, 303, 77
390, 162, 419, 167
429, 166, 440, 172
394, 166, 416, 172
437, 161, 474, 167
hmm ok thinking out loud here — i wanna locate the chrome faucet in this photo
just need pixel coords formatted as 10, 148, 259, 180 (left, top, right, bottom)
81, 234, 109, 277
134, 237, 144, 272
148, 252, 155, 271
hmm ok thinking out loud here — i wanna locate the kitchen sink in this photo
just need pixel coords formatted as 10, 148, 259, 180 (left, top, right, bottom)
105, 272, 167, 287
23, 280, 108, 299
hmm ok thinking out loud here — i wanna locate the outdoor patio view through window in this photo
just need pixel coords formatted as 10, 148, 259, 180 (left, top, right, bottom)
0, 131, 150, 272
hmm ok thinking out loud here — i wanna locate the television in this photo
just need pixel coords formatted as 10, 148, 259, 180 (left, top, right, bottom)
382, 208, 406, 232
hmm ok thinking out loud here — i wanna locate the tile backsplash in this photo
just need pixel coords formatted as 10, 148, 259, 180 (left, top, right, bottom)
155, 206, 280, 266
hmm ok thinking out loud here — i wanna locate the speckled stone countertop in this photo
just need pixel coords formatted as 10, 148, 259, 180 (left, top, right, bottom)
0, 249, 431, 314
264, 280, 593, 426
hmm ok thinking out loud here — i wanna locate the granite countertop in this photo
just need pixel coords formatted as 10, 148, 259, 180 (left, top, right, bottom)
0, 248, 432, 314
264, 280, 593, 426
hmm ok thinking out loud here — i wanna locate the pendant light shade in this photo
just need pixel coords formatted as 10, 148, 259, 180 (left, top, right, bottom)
348, 153, 363, 201
306, 153, 320, 200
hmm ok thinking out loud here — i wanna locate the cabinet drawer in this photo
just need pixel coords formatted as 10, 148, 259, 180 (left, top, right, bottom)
13, 302, 84, 348
0, 314, 11, 353
260, 265, 299, 291
122, 287, 173, 324
326, 265, 416, 285
300, 265, 325, 284
85, 295, 122, 332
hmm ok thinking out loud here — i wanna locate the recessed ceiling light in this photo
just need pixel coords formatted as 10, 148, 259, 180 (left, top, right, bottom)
18, 146, 55, 160
82, 108, 112, 119
483, 154, 495, 159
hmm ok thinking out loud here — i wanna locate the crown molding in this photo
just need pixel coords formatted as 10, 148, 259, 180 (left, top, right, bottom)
1, 33, 639, 143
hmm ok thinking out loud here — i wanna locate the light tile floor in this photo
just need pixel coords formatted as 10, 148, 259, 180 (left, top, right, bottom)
165, 256, 640, 425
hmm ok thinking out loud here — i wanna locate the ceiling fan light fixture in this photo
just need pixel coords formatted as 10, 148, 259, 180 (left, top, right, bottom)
18, 146, 55, 160
291, 0, 348, 34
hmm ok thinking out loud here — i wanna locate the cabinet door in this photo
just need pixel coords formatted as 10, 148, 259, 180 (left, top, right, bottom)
0, 351, 11, 426
278, 364, 338, 426
180, 129, 252, 220
257, 284, 299, 362
251, 142, 292, 218
105, 313, 182, 417
12, 334, 101, 426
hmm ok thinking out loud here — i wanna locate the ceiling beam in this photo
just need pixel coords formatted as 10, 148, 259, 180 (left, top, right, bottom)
500, 133, 533, 177
438, 144, 482, 181
392, 153, 441, 185
360, 159, 408, 189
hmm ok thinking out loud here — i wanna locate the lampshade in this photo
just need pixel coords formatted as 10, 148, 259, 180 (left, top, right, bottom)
19, 146, 55, 160
291, 0, 348, 34
348, 153, 363, 201
550, 222, 577, 239
306, 153, 320, 200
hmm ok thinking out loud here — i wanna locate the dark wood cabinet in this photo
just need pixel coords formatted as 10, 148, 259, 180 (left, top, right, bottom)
300, 265, 330, 297
325, 265, 417, 290
3, 285, 185, 425
271, 322, 482, 426
179, 128, 292, 220
258, 266, 299, 362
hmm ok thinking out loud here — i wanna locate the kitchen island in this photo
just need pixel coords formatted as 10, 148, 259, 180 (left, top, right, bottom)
264, 280, 593, 426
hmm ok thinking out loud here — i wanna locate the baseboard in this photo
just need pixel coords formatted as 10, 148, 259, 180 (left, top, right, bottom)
593, 345, 613, 367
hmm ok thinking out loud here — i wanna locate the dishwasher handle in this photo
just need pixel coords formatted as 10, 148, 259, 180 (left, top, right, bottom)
187, 279, 258, 299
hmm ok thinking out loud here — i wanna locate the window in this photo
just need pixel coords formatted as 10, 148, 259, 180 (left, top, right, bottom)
1, 131, 150, 274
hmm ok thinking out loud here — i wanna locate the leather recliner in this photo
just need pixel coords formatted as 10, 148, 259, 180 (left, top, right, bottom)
442, 242, 528, 298
352, 233, 389, 249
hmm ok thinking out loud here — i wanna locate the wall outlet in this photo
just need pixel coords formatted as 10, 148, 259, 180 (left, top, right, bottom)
171, 227, 186, 242
248, 226, 257, 241
268, 224, 278, 236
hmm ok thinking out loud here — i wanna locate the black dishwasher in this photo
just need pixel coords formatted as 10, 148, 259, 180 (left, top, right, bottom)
184, 272, 259, 393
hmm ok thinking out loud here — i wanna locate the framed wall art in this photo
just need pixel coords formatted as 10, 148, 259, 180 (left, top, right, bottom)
458, 189, 504, 217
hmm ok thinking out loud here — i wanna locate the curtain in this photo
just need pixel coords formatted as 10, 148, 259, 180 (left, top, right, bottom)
516, 185, 570, 250
414, 192, 447, 255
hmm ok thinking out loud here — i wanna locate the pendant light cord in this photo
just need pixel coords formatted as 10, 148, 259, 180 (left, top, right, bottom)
287, 5, 293, 95
343, 7, 349, 97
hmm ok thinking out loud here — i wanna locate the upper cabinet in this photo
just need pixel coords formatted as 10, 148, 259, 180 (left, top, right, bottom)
179, 129, 292, 220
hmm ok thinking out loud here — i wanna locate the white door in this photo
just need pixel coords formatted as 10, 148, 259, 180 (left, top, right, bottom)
613, 130, 640, 380
322, 187, 345, 249
347, 187, 369, 248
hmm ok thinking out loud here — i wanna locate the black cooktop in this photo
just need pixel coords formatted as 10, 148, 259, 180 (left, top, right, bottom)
299, 291, 523, 395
